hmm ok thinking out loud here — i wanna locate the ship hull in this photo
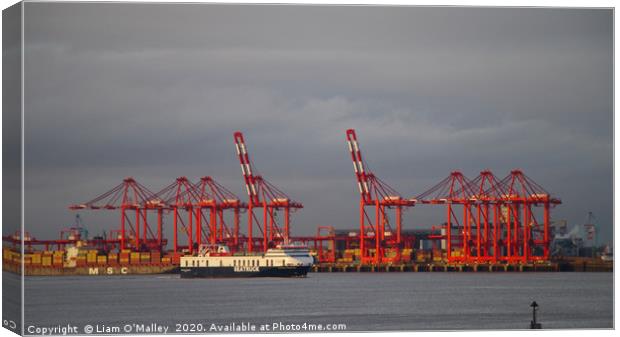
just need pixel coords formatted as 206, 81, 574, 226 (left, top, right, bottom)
180, 266, 310, 278
5, 264, 180, 276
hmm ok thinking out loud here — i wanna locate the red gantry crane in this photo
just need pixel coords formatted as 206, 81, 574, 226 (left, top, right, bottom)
193, 176, 247, 251
345, 129, 416, 264
415, 169, 561, 263
464, 170, 506, 263
152, 177, 199, 254
233, 131, 303, 252
414, 171, 475, 262
496, 169, 561, 262
69, 177, 165, 251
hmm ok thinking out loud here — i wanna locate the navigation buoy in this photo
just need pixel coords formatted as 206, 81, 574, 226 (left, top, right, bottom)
530, 301, 542, 329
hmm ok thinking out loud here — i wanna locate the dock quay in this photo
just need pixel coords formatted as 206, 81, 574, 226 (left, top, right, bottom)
311, 259, 612, 273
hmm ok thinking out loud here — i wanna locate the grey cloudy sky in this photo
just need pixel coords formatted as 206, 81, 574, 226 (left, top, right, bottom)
19, 3, 612, 244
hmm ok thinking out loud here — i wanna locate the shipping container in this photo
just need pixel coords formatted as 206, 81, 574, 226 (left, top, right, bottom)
150, 252, 161, 264
12, 254, 22, 264
97, 256, 107, 265
76, 256, 87, 267
139, 253, 151, 265
107, 254, 118, 265
41, 256, 52, 266
130, 252, 141, 265
31, 253, 42, 263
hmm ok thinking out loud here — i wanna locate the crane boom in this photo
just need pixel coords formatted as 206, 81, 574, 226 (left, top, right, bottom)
233, 131, 260, 205
346, 129, 372, 203
344, 128, 416, 264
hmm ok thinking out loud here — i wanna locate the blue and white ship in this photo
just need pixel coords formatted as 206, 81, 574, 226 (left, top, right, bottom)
180, 244, 313, 278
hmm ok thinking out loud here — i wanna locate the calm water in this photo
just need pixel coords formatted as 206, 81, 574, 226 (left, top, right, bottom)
15, 272, 614, 333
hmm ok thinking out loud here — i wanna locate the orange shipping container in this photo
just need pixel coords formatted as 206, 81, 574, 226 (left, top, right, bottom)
150, 252, 161, 264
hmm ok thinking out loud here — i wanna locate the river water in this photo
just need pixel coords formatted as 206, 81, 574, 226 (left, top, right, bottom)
14, 272, 614, 333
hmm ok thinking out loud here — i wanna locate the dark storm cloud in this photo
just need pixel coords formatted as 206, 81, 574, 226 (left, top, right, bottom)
21, 3, 612, 242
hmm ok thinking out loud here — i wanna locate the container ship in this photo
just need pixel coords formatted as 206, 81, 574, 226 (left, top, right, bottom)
3, 248, 179, 276
179, 244, 314, 278
2, 229, 180, 276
